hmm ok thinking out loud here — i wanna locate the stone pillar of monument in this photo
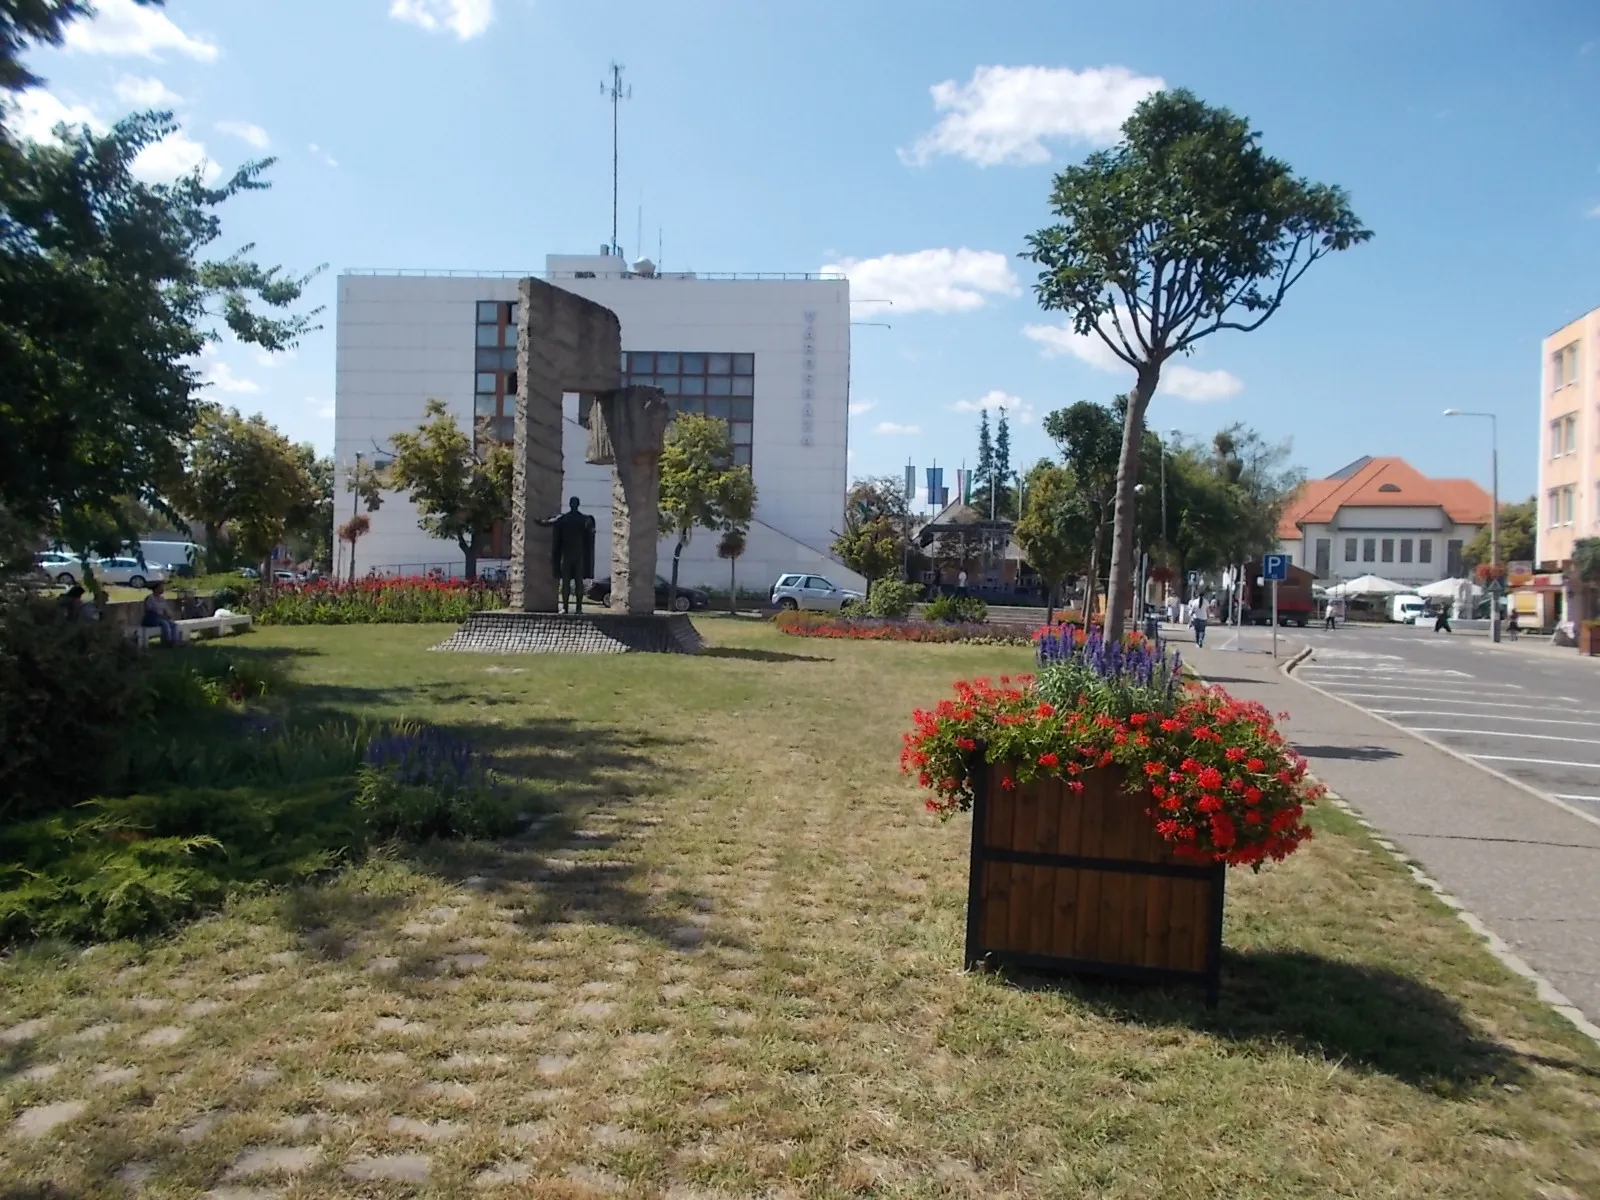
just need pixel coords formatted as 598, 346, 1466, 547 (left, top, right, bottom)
509, 278, 621, 612
581, 386, 672, 615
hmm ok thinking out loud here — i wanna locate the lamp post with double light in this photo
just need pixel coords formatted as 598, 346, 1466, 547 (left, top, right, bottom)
1443, 408, 1500, 643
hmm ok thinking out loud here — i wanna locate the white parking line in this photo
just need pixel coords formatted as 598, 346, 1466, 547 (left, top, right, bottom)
1555, 793, 1600, 803
1338, 695, 1558, 710
1471, 754, 1600, 770
1372, 710, 1600, 727
1311, 684, 1528, 699
1413, 728, 1600, 747
1299, 667, 1473, 678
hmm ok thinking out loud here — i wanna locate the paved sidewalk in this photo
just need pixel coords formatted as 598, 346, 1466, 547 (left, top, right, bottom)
1180, 634, 1600, 1026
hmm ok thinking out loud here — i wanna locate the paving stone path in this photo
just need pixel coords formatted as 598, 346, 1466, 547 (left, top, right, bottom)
0, 797, 791, 1197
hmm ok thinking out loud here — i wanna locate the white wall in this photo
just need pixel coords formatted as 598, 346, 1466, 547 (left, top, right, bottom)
1292, 510, 1484, 586
333, 266, 856, 591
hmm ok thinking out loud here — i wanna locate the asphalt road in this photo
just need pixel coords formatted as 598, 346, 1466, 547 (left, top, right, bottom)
1287, 624, 1600, 821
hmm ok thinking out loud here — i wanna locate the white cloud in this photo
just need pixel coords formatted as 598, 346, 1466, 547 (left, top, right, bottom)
902, 64, 1164, 167
949, 390, 1037, 424
1587, 203, 1600, 219
821, 248, 1019, 316
215, 120, 269, 150
253, 348, 299, 368
132, 129, 221, 183
64, 0, 219, 62
389, 0, 494, 39
1161, 365, 1243, 402
203, 362, 260, 394
6, 88, 102, 143
308, 142, 339, 168
114, 74, 182, 107
873, 421, 922, 436
309, 395, 335, 420
1023, 318, 1242, 402
848, 399, 876, 416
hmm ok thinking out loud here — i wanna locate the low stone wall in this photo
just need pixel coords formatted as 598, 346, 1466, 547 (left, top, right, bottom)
100, 595, 217, 633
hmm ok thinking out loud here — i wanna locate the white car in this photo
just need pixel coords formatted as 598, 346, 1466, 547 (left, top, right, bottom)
770, 573, 863, 612
93, 556, 167, 588
36, 551, 84, 584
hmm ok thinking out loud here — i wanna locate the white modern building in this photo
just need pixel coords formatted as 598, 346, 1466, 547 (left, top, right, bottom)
333, 251, 863, 592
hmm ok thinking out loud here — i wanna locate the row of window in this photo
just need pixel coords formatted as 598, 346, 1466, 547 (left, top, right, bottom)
1343, 536, 1436, 565
1549, 411, 1579, 458
627, 351, 754, 376
1552, 341, 1580, 389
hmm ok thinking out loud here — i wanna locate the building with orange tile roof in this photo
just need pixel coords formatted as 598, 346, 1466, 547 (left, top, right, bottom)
1274, 456, 1491, 587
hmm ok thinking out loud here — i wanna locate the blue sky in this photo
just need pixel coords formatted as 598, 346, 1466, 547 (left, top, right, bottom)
13, 0, 1600, 506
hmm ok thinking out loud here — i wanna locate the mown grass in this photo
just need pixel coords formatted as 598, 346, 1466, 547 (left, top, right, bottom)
1, 618, 1597, 1198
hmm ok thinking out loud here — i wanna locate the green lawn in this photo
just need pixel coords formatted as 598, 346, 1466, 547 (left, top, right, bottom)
2, 618, 1598, 1198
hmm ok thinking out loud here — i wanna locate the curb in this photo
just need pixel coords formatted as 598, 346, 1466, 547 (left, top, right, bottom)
1320, 787, 1600, 1051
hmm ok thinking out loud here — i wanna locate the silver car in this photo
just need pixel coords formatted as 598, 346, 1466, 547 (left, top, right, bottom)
36, 551, 84, 584
93, 556, 167, 588
770, 573, 863, 612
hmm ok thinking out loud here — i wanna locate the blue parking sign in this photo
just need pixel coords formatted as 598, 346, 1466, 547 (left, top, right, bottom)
1262, 554, 1290, 581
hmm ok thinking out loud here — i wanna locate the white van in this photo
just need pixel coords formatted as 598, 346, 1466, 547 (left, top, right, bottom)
1389, 594, 1426, 624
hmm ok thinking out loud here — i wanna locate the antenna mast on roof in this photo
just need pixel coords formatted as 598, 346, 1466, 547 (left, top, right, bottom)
600, 63, 631, 257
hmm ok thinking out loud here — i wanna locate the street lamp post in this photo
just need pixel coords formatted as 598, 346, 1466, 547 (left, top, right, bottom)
1443, 409, 1500, 643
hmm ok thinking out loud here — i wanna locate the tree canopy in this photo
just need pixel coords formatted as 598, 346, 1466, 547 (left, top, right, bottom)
659, 414, 757, 601
0, 0, 320, 570
382, 399, 514, 580
1024, 88, 1369, 640
832, 476, 911, 585
1462, 497, 1537, 570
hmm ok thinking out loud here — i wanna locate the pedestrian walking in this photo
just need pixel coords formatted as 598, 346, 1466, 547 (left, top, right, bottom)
1323, 600, 1337, 631
1432, 601, 1452, 634
1507, 607, 1520, 640
956, 569, 968, 598
1189, 594, 1208, 648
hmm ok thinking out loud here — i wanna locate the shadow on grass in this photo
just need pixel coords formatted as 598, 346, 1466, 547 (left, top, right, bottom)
699, 645, 831, 664
1008, 948, 1528, 1093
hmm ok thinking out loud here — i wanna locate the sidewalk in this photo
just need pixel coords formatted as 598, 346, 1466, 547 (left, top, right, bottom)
1179, 633, 1600, 1027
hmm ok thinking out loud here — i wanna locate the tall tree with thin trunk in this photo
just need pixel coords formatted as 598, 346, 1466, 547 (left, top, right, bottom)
1024, 89, 1370, 643
659, 414, 757, 609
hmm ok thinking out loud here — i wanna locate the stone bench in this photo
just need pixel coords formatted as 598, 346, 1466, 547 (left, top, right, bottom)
126, 612, 251, 648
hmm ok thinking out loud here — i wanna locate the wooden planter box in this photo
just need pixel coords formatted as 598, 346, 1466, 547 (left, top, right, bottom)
965, 761, 1226, 1005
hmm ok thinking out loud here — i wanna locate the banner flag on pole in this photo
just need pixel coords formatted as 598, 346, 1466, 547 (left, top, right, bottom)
904, 463, 915, 500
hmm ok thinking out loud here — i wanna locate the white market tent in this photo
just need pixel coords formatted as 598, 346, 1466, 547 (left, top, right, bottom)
1417, 577, 1482, 599
1326, 574, 1408, 598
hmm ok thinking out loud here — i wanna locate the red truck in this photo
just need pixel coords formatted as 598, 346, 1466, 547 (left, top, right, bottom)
1238, 559, 1314, 627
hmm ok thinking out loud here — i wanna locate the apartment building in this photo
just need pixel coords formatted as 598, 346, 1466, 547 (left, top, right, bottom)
1537, 304, 1599, 567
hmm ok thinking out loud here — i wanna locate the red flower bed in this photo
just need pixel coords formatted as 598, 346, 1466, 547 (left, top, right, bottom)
247, 575, 507, 625
774, 610, 1031, 645
900, 675, 1319, 869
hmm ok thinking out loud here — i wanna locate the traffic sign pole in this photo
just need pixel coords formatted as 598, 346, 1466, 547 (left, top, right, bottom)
1271, 580, 1278, 659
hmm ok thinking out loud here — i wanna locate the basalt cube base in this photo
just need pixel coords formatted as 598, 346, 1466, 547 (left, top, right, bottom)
432, 610, 704, 655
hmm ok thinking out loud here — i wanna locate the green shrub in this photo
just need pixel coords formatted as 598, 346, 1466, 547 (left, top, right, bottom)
924, 594, 988, 624
866, 578, 919, 619
0, 591, 150, 820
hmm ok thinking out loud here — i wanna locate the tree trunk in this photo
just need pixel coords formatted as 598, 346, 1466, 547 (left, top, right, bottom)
348, 538, 357, 584
669, 536, 686, 611
1045, 579, 1056, 626
728, 557, 737, 614
1085, 540, 1100, 623
462, 535, 477, 583
1104, 364, 1162, 645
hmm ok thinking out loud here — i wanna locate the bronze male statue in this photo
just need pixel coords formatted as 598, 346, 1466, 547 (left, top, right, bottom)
538, 497, 596, 614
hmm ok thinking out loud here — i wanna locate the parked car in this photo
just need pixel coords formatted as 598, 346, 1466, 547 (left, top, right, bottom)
93, 557, 166, 588
586, 576, 710, 612
35, 551, 84, 584
273, 571, 307, 585
238, 567, 260, 579
770, 573, 863, 612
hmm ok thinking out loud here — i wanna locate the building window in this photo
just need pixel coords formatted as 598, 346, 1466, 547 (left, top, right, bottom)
1566, 414, 1579, 455
1380, 538, 1394, 562
1362, 538, 1376, 562
1344, 537, 1357, 562
1399, 538, 1413, 563
1418, 539, 1432, 564
472, 301, 520, 561
625, 350, 755, 468
1314, 538, 1331, 578
1446, 539, 1464, 577
1563, 485, 1576, 525
1553, 341, 1579, 388
1551, 418, 1564, 459
1548, 489, 1560, 527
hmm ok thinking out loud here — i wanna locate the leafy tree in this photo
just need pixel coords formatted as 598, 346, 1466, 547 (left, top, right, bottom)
1043, 399, 1123, 614
0, 1, 319, 571
285, 447, 333, 571
658, 414, 757, 607
173, 407, 316, 578
716, 528, 746, 614
832, 476, 910, 586
1462, 497, 1536, 570
1208, 425, 1303, 565
1024, 88, 1370, 642
382, 399, 513, 580
1014, 462, 1095, 621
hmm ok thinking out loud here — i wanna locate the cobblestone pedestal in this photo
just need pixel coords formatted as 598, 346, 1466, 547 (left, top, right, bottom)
432, 611, 704, 655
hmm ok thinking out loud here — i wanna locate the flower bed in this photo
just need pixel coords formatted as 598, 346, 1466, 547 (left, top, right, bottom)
774, 610, 1032, 646
246, 576, 508, 625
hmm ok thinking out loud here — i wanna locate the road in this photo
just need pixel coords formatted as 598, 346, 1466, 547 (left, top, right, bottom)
1284, 623, 1600, 822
